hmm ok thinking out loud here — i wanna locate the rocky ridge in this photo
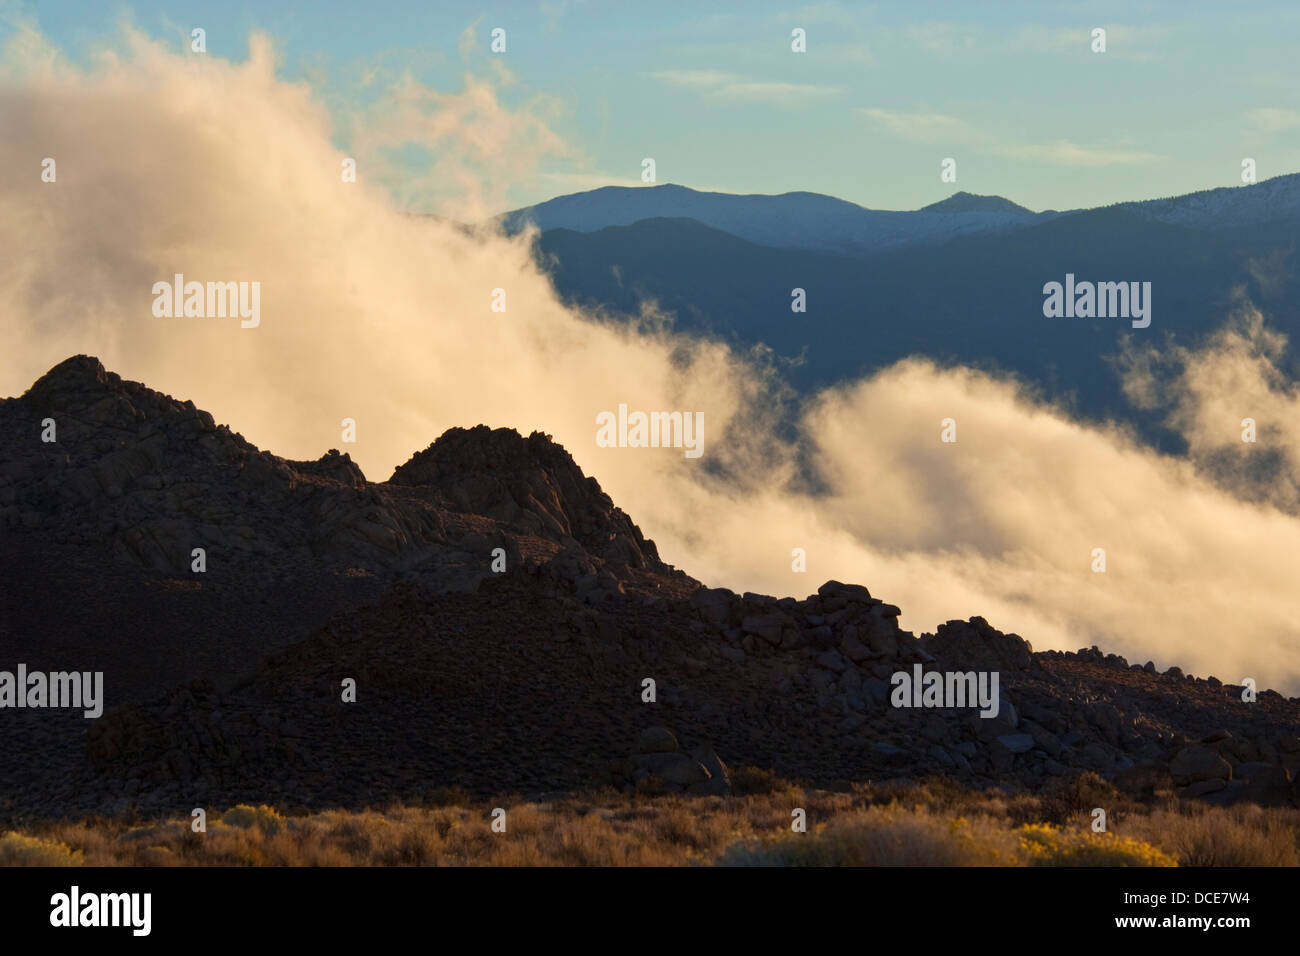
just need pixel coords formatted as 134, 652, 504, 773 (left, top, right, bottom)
1, 356, 1297, 820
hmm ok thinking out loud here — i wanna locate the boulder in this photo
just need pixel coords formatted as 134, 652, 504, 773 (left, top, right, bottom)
840, 632, 871, 663
1241, 765, 1292, 807
741, 614, 785, 645
996, 733, 1035, 754
817, 580, 873, 602
691, 587, 733, 627
920, 617, 1033, 672
861, 677, 890, 708
640, 752, 709, 787
872, 742, 909, 764
816, 649, 848, 673
687, 745, 732, 796
1183, 778, 1228, 798
864, 620, 899, 658
1169, 744, 1232, 785
638, 726, 679, 755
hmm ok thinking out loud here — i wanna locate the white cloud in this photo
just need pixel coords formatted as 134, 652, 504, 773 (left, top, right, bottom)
859, 106, 1161, 165
1118, 302, 1300, 512
857, 107, 969, 143
906, 21, 977, 55
1007, 23, 1167, 60
993, 138, 1161, 167
1245, 106, 1300, 136
651, 69, 842, 103
892, 20, 1168, 62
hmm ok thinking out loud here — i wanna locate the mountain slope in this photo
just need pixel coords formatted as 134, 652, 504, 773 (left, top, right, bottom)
534, 209, 1271, 446
1123, 171, 1300, 231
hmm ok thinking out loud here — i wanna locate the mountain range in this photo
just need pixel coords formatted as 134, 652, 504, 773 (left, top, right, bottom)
502, 184, 1058, 257
501, 176, 1300, 449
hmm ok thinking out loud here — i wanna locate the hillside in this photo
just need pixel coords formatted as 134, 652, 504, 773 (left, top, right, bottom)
0, 357, 1297, 821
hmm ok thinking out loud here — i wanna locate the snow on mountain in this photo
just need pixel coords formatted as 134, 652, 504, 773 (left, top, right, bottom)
1121, 172, 1300, 230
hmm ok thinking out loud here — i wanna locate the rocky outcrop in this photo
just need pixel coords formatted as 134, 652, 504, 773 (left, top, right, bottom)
1, 358, 670, 591
390, 425, 665, 571
920, 617, 1035, 672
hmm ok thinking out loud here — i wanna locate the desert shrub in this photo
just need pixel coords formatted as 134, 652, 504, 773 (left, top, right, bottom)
1038, 771, 1120, 824
137, 845, 175, 867
0, 831, 84, 866
717, 808, 1017, 866
1017, 823, 1176, 867
633, 774, 668, 796
729, 766, 795, 796
221, 804, 284, 835
5, 778, 1297, 867
908, 775, 976, 813
1128, 806, 1300, 866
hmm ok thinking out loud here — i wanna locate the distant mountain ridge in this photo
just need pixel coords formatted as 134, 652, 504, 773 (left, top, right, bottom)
521, 173, 1300, 451
500, 173, 1300, 258
500, 182, 1060, 256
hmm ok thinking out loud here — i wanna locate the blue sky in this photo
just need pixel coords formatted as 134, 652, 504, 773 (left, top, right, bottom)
6, 0, 1300, 214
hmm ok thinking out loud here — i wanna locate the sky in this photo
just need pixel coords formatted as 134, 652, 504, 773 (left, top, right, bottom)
6, 0, 1300, 215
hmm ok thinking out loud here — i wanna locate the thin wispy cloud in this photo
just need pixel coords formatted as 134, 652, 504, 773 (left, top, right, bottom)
906, 21, 976, 56
858, 106, 1161, 166
1245, 106, 1300, 136
857, 107, 967, 143
651, 69, 842, 103
1007, 23, 1167, 61
540, 0, 586, 33
901, 20, 1168, 62
994, 139, 1161, 167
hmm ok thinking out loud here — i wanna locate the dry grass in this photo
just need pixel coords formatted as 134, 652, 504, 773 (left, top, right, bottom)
719, 809, 1021, 866
1118, 803, 1300, 866
3, 772, 1296, 866
0, 832, 84, 866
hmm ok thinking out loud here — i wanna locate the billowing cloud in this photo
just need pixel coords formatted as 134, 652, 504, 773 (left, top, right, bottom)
1117, 301, 1300, 513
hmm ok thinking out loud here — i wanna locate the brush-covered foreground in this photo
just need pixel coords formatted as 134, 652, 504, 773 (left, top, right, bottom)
3, 772, 1297, 867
